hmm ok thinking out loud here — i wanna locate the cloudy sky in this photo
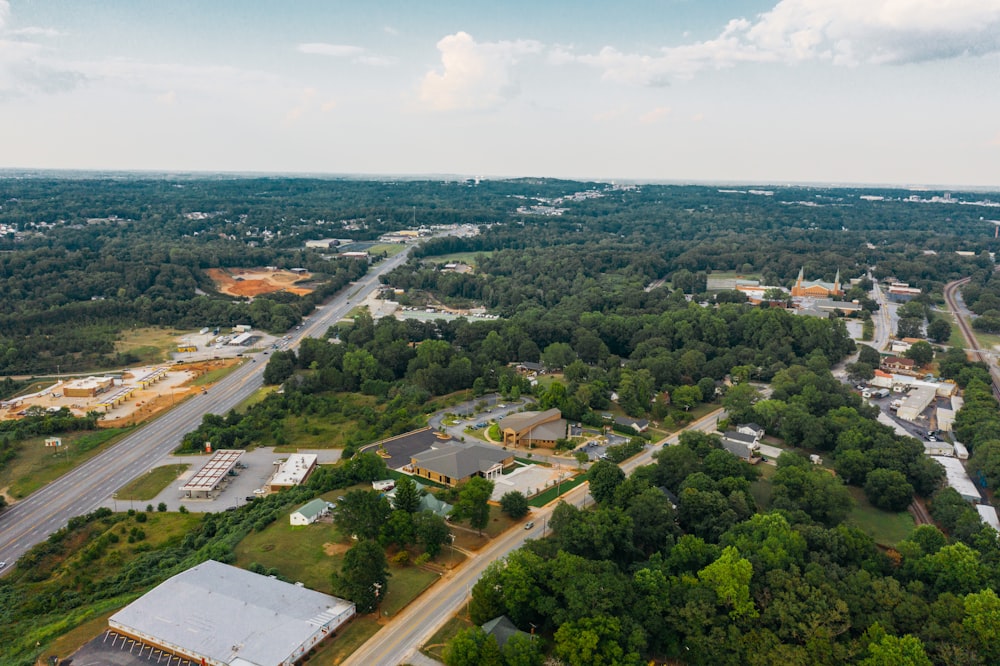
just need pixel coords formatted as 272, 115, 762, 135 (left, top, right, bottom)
1, 0, 998, 186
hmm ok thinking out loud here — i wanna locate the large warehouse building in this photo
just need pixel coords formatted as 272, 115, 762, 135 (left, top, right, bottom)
108, 560, 355, 665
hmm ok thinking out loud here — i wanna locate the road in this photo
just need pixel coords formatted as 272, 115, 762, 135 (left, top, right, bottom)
870, 277, 893, 351
343, 408, 724, 666
0, 248, 414, 573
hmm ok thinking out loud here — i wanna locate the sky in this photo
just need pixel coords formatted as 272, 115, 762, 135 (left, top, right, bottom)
1, 0, 999, 187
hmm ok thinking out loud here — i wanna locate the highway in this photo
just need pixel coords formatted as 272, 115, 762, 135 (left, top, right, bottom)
0, 247, 413, 572
343, 408, 724, 666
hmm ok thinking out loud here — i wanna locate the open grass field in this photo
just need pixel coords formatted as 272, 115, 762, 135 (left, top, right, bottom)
365, 243, 408, 257
115, 464, 189, 501
234, 515, 347, 593
191, 362, 242, 387
845, 487, 915, 546
528, 474, 586, 507
425, 251, 493, 266
422, 615, 473, 662
1, 428, 132, 499
750, 463, 778, 510
114, 327, 187, 364
971, 330, 1000, 352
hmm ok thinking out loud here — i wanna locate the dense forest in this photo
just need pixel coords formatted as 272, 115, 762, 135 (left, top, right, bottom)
2, 175, 1000, 664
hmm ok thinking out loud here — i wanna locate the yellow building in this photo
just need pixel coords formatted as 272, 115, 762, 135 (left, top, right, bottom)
791, 267, 843, 298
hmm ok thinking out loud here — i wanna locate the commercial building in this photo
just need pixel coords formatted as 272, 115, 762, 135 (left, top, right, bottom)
63, 376, 115, 398
498, 408, 566, 448
791, 268, 843, 298
266, 454, 318, 492
108, 560, 355, 665
409, 442, 512, 487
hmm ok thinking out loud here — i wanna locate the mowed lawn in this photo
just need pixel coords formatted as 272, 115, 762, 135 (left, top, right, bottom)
844, 487, 916, 546
114, 326, 188, 364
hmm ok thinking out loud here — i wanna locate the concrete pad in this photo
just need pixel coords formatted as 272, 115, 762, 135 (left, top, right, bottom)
490, 464, 564, 501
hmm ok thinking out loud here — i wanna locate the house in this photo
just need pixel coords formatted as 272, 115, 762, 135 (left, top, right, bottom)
721, 431, 760, 462
882, 356, 917, 374
481, 615, 532, 650
384, 480, 454, 516
409, 442, 513, 487
290, 498, 332, 526
511, 361, 544, 376
791, 267, 843, 298
108, 560, 355, 666
498, 408, 566, 448
614, 415, 650, 433
736, 423, 765, 441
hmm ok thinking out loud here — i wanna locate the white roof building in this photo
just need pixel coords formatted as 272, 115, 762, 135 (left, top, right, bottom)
976, 504, 1000, 531
931, 456, 981, 503
109, 560, 355, 666
267, 453, 318, 491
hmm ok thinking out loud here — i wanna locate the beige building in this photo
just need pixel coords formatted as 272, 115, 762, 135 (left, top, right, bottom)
498, 408, 566, 448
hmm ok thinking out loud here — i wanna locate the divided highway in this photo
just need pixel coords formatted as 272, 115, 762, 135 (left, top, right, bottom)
0, 248, 412, 572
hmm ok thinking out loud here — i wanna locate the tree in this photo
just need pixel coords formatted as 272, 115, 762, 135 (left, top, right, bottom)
857, 344, 881, 367
334, 490, 392, 540
698, 545, 758, 620
414, 510, 450, 557
443, 627, 489, 666
963, 588, 1000, 664
722, 383, 761, 423
503, 631, 544, 666
391, 476, 423, 513
333, 540, 389, 613
379, 510, 415, 548
588, 460, 625, 505
846, 362, 875, 383
772, 463, 854, 527
904, 341, 933, 366
927, 318, 952, 343
553, 615, 639, 666
968, 440, 1000, 489
897, 317, 923, 339
864, 469, 914, 511
672, 384, 702, 411
453, 476, 494, 535
859, 623, 932, 666
500, 490, 530, 519
347, 452, 389, 482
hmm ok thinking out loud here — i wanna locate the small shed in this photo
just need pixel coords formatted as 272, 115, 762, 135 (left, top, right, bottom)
290, 498, 331, 526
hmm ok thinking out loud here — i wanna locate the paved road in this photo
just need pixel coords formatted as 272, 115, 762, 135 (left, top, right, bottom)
0, 248, 413, 573
342, 408, 724, 666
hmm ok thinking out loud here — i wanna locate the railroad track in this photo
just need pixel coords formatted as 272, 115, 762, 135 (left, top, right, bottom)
942, 276, 1000, 402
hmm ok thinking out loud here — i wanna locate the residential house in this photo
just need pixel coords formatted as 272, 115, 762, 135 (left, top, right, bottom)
614, 415, 650, 434
737, 423, 765, 440
721, 430, 761, 462
290, 498, 332, 526
882, 356, 917, 374
481, 615, 532, 650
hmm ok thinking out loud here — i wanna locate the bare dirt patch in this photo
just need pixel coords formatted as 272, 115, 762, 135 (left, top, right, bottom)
323, 541, 351, 556
206, 267, 314, 298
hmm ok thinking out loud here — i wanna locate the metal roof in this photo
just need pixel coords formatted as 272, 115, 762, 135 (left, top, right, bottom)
180, 450, 244, 492
109, 560, 355, 666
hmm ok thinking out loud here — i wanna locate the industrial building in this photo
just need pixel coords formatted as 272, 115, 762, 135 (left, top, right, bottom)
266, 453, 318, 492
896, 385, 938, 422
930, 456, 981, 503
108, 560, 355, 666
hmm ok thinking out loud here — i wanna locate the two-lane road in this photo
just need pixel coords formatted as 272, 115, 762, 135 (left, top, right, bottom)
343, 408, 724, 666
0, 248, 413, 572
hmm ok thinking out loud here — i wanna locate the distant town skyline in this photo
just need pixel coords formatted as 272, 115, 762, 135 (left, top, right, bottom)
1, 0, 998, 187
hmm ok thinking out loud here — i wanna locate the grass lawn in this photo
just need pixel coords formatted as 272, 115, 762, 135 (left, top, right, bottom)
381, 565, 440, 616
528, 474, 586, 507
422, 615, 474, 661
532, 373, 565, 389
971, 330, 1000, 352
750, 464, 778, 510
366, 243, 408, 257
845, 487, 916, 547
234, 517, 346, 594
2, 428, 132, 499
114, 326, 187, 364
306, 616, 382, 665
235, 385, 278, 413
191, 363, 242, 386
115, 464, 189, 501
947, 319, 967, 349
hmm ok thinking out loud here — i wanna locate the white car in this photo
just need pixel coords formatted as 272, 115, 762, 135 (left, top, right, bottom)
0, 561, 6, 570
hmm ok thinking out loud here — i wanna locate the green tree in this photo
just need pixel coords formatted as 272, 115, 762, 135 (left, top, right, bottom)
588, 460, 626, 505
864, 469, 914, 511
444, 627, 488, 666
672, 384, 702, 411
859, 623, 932, 666
968, 440, 1000, 489
857, 344, 882, 367
379, 510, 415, 548
722, 382, 761, 423
553, 615, 639, 666
334, 490, 392, 540
391, 475, 423, 513
904, 341, 933, 366
963, 588, 1000, 664
453, 476, 494, 535
500, 490, 530, 519
503, 632, 544, 666
414, 510, 451, 558
347, 452, 389, 482
924, 318, 950, 344
698, 545, 758, 620
333, 540, 389, 614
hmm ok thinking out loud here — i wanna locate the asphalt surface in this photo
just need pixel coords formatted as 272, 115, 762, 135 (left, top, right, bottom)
0, 248, 413, 574
342, 408, 724, 666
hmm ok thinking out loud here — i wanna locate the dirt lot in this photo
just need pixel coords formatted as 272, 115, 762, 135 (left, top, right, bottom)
0, 360, 240, 427
205, 267, 315, 298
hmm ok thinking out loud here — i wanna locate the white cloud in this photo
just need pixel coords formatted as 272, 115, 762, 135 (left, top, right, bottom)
155, 90, 175, 105
640, 106, 672, 124
418, 31, 543, 111
297, 43, 364, 58
383, 25, 399, 36
565, 0, 1000, 85
8, 26, 63, 38
0, 1, 9, 31
296, 42, 394, 66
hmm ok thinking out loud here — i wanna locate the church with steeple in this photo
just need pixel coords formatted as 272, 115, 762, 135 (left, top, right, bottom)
791, 267, 843, 298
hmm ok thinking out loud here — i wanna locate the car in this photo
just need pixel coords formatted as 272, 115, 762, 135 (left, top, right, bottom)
0, 561, 6, 570
524, 521, 534, 530
927, 435, 938, 442
245, 496, 257, 502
